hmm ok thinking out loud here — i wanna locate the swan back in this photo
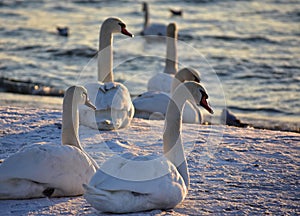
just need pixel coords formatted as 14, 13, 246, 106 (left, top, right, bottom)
84, 153, 187, 213
80, 82, 134, 130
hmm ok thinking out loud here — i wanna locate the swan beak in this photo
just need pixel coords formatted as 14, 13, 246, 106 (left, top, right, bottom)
85, 99, 96, 110
121, 27, 134, 38
200, 97, 214, 114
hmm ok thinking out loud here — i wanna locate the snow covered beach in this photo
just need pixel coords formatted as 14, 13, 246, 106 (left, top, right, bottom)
0, 104, 299, 215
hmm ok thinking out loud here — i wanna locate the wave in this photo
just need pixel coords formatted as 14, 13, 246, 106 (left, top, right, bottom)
178, 33, 279, 44
227, 106, 293, 115
203, 35, 278, 44
46, 46, 97, 58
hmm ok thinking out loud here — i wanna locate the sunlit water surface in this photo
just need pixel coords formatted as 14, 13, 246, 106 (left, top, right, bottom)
0, 0, 299, 131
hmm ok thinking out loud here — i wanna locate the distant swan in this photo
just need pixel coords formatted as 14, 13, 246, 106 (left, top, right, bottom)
83, 81, 213, 213
0, 86, 98, 199
79, 17, 135, 130
141, 2, 167, 36
147, 23, 178, 93
134, 67, 204, 123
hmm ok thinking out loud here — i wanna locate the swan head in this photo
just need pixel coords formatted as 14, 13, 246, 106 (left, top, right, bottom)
167, 23, 177, 38
102, 17, 134, 37
175, 67, 201, 83
66, 86, 96, 110
182, 82, 213, 114
142, 2, 148, 12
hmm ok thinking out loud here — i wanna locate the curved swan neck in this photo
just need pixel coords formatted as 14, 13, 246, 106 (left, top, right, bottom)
98, 23, 114, 83
164, 25, 178, 75
163, 84, 190, 188
170, 73, 184, 95
61, 88, 83, 150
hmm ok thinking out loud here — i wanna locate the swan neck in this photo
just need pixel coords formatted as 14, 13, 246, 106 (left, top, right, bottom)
170, 72, 184, 94
170, 78, 181, 95
98, 25, 113, 82
163, 86, 190, 187
164, 34, 178, 75
61, 92, 82, 150
144, 4, 149, 29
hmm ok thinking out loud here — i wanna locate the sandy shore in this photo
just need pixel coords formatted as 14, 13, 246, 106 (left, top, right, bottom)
0, 106, 299, 215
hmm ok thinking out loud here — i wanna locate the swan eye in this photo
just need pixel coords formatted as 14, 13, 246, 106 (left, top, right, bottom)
194, 76, 200, 83
82, 92, 88, 100
118, 22, 126, 28
199, 89, 208, 99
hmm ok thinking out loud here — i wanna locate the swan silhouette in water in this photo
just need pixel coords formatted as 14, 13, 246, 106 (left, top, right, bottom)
134, 67, 204, 123
83, 81, 213, 213
79, 17, 135, 130
0, 86, 98, 199
141, 2, 167, 36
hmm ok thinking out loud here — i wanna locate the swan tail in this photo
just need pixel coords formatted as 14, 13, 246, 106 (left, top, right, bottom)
83, 184, 109, 197
0, 179, 47, 199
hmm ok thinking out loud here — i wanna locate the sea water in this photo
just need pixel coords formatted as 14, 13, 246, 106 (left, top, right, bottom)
0, 0, 299, 132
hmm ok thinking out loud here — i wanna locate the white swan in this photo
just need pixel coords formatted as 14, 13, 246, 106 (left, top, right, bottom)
83, 81, 213, 213
147, 23, 178, 93
79, 17, 135, 130
141, 2, 167, 36
134, 67, 204, 123
0, 86, 99, 199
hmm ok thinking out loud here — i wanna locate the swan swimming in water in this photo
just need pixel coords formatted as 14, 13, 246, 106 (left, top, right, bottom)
147, 23, 178, 93
134, 67, 204, 123
0, 86, 98, 199
141, 2, 167, 36
83, 81, 213, 213
79, 17, 135, 130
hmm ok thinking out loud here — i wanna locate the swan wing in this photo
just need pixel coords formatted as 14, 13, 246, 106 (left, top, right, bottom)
85, 82, 132, 111
133, 91, 169, 115
143, 23, 167, 36
81, 82, 134, 129
84, 153, 187, 213
88, 153, 183, 193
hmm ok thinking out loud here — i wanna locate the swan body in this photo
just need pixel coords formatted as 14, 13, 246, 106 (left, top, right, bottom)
79, 17, 134, 130
134, 67, 203, 123
147, 23, 178, 93
0, 86, 98, 199
83, 81, 213, 213
141, 2, 167, 36
79, 82, 134, 130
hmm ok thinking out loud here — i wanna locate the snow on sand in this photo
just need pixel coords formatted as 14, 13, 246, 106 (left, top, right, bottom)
0, 106, 299, 215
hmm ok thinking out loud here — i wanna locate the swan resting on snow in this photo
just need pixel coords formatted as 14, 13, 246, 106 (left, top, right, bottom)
83, 81, 213, 213
134, 67, 204, 123
0, 86, 98, 199
79, 17, 134, 130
